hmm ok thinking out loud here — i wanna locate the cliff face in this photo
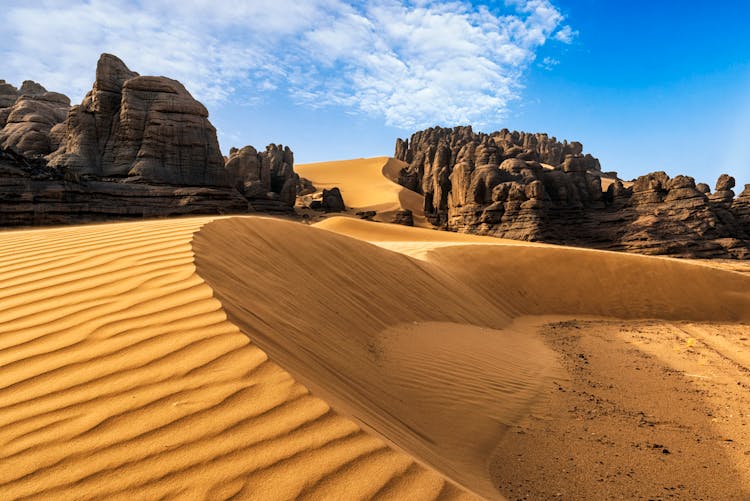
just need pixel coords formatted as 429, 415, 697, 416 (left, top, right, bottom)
0, 54, 301, 226
395, 126, 750, 258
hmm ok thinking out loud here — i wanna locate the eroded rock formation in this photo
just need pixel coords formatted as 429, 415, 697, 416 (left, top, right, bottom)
395, 126, 750, 258
0, 80, 70, 158
48, 54, 229, 186
0, 53, 303, 225
225, 144, 299, 207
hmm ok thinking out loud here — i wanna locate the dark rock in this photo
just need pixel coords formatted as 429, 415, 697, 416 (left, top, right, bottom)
304, 187, 346, 212
321, 187, 345, 212
0, 79, 71, 158
0, 91, 70, 157
392, 209, 414, 226
394, 126, 750, 258
356, 210, 377, 220
0, 54, 303, 225
48, 54, 229, 186
297, 177, 316, 196
716, 174, 736, 192
0, 80, 19, 108
223, 144, 299, 206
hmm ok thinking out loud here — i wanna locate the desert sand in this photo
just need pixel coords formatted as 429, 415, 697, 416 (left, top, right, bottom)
295, 157, 429, 226
2, 158, 750, 500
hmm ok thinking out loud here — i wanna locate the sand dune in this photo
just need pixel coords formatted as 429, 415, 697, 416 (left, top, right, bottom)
0, 218, 473, 500
194, 217, 562, 499
194, 217, 750, 499
2, 213, 750, 500
295, 157, 430, 226
316, 217, 750, 322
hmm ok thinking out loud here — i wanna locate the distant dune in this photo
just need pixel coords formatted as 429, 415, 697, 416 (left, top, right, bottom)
295, 157, 429, 226
2, 158, 750, 499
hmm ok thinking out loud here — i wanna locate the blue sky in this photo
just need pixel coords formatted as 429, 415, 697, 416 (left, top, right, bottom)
2, 0, 749, 189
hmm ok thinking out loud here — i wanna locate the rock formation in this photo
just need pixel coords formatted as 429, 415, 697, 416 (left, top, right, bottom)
392, 209, 414, 226
0, 80, 70, 158
225, 144, 299, 207
303, 187, 346, 212
395, 126, 750, 258
0, 53, 304, 226
0, 145, 250, 226
47, 54, 228, 186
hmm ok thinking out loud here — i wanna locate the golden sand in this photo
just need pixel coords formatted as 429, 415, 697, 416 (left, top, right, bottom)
2, 157, 750, 499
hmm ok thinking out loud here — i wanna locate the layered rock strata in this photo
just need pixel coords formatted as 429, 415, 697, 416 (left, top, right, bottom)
0, 147, 249, 226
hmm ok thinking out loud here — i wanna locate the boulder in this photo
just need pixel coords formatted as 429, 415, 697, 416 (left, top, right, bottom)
392, 209, 414, 226
356, 210, 377, 220
321, 187, 345, 212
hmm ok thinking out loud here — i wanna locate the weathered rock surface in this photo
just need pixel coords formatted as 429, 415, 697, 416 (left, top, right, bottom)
356, 210, 377, 220
395, 126, 750, 258
321, 187, 346, 212
304, 187, 346, 212
0, 80, 71, 157
392, 209, 414, 226
0, 54, 303, 226
48, 54, 228, 186
0, 146, 250, 225
225, 144, 299, 206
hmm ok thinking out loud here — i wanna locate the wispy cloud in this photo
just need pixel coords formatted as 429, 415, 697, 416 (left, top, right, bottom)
553, 24, 579, 44
540, 56, 561, 70
0, 0, 573, 129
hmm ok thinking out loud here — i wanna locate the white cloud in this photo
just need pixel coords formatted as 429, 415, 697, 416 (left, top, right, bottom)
0, 0, 572, 129
553, 25, 579, 44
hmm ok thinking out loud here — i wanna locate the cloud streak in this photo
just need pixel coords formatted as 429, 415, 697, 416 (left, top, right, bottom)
0, 0, 573, 129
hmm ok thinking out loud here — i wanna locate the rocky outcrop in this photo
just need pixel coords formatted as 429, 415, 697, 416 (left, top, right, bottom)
224, 144, 299, 206
0, 54, 305, 226
0, 146, 249, 225
48, 54, 228, 186
0, 80, 70, 158
303, 187, 346, 212
732, 185, 750, 231
395, 126, 750, 258
392, 209, 414, 226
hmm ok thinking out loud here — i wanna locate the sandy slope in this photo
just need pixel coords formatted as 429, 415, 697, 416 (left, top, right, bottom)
2, 213, 750, 500
196, 217, 750, 499
0, 218, 473, 500
295, 157, 429, 226
194, 218, 562, 499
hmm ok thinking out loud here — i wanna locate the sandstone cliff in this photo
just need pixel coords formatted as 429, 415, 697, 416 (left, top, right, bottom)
395, 126, 750, 258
